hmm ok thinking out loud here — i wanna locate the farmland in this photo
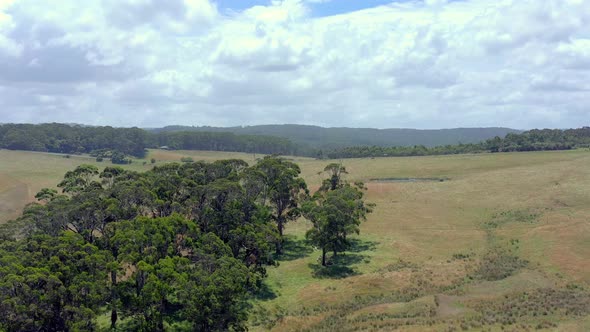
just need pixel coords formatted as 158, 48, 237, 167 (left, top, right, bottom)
1, 148, 589, 330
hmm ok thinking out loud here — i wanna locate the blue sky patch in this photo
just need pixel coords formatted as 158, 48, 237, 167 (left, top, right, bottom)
214, 0, 400, 16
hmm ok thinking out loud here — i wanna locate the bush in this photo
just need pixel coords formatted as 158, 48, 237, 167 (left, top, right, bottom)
474, 246, 527, 281
111, 151, 132, 164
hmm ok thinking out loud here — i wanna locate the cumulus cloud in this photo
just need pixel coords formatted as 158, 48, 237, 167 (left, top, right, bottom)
0, 0, 589, 129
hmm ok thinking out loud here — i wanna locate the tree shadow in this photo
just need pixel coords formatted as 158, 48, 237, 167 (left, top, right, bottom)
309, 238, 380, 279
309, 262, 358, 279
252, 281, 278, 301
347, 238, 379, 253
275, 235, 314, 261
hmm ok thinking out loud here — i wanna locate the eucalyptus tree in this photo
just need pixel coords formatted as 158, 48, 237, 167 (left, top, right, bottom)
57, 164, 100, 193
303, 165, 373, 266
252, 156, 308, 255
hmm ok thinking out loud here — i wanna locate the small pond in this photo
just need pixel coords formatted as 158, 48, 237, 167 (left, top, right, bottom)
370, 177, 449, 183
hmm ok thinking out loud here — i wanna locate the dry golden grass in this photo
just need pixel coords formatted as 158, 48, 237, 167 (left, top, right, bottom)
253, 149, 590, 331
0, 174, 29, 222
0, 149, 147, 223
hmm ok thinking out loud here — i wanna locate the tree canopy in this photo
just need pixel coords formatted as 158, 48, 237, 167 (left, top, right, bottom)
0, 157, 376, 330
0, 158, 293, 331
303, 165, 373, 266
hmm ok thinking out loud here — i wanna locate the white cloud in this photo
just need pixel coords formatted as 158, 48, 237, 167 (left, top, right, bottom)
0, 0, 589, 129
0, 0, 21, 56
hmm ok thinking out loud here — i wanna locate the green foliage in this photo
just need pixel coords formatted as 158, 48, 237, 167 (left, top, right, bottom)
57, 164, 99, 193
303, 164, 373, 266
2, 123, 589, 160
0, 123, 303, 157
0, 157, 313, 330
251, 156, 308, 255
0, 232, 110, 332
154, 131, 303, 156
34, 188, 57, 202
0, 123, 148, 157
151, 124, 520, 150
111, 150, 132, 164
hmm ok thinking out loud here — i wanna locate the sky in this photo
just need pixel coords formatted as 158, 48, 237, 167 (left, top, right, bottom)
0, 0, 589, 129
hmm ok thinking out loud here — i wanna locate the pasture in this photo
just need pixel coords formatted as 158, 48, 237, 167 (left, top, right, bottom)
1, 148, 589, 331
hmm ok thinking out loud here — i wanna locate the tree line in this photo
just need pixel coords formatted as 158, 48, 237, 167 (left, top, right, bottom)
325, 127, 590, 159
0, 157, 371, 331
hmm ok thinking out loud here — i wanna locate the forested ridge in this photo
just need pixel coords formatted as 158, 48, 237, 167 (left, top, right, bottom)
1, 123, 589, 161
327, 127, 590, 158
0, 158, 371, 331
149, 124, 521, 149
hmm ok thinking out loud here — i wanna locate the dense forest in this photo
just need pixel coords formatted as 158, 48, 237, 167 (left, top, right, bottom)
1, 124, 589, 161
0, 123, 307, 158
0, 158, 370, 331
153, 131, 304, 156
0, 123, 149, 158
149, 124, 521, 149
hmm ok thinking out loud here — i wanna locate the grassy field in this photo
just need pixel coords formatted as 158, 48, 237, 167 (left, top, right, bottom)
1, 148, 589, 331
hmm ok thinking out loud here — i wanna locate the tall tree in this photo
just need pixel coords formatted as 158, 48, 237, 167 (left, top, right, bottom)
303, 165, 373, 266
252, 156, 308, 255
58, 164, 100, 193
319, 163, 348, 191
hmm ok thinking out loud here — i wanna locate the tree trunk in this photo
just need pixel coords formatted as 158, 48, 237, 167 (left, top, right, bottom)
110, 269, 118, 330
275, 240, 282, 255
277, 220, 284, 237
322, 247, 327, 266
110, 307, 118, 330
275, 220, 284, 255
157, 302, 165, 332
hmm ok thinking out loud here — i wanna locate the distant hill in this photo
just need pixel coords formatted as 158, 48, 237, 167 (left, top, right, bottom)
148, 125, 522, 149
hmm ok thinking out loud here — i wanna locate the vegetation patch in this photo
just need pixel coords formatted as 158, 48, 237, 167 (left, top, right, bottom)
378, 258, 420, 273
484, 209, 540, 229
473, 245, 528, 281
468, 288, 590, 325
451, 251, 476, 261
